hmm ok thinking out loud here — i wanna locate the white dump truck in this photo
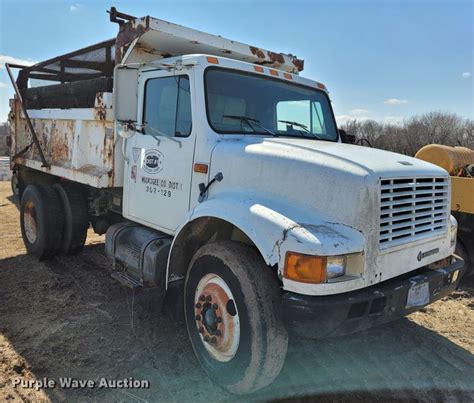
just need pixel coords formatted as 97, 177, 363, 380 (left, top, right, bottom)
7, 8, 464, 394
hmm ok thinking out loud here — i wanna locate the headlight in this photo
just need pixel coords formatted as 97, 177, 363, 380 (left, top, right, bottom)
284, 252, 347, 284
450, 215, 458, 248
326, 256, 347, 280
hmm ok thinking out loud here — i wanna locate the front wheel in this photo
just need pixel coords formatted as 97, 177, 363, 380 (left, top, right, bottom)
184, 241, 288, 394
456, 239, 472, 281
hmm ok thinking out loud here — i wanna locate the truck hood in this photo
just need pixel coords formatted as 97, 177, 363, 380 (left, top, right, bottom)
228, 137, 446, 177
209, 136, 448, 229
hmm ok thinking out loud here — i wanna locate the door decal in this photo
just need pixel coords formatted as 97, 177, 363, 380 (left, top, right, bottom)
143, 149, 164, 174
132, 147, 141, 163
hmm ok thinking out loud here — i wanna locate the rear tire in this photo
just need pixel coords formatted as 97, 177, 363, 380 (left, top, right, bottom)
184, 241, 288, 394
11, 171, 24, 200
53, 183, 89, 255
20, 184, 64, 260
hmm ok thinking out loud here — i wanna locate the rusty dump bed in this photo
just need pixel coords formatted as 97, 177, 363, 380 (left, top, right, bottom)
9, 92, 122, 188
8, 10, 304, 189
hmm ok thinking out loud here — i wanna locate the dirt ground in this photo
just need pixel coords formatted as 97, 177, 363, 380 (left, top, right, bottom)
0, 181, 473, 402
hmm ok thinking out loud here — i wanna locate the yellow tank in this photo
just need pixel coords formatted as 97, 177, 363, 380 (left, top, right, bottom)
415, 144, 474, 175
415, 144, 474, 214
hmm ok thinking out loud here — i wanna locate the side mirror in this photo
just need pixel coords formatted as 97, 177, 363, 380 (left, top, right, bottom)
339, 129, 356, 144
116, 121, 139, 139
114, 65, 139, 122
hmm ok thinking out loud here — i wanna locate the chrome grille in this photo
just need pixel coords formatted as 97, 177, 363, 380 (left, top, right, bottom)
379, 177, 449, 248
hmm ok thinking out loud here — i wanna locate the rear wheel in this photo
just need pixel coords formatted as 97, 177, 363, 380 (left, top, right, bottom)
20, 184, 64, 259
184, 241, 288, 394
11, 171, 24, 200
53, 183, 89, 254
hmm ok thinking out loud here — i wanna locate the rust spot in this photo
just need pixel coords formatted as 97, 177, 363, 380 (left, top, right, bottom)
94, 92, 107, 121
49, 120, 73, 163
292, 58, 304, 72
267, 51, 285, 65
96, 92, 104, 108
249, 46, 265, 59
115, 17, 150, 63
250, 46, 304, 72
134, 43, 159, 56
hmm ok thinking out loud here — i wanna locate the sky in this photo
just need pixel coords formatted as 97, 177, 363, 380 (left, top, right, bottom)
0, 0, 472, 124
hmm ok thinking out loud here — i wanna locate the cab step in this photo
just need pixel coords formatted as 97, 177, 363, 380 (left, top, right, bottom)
111, 270, 142, 289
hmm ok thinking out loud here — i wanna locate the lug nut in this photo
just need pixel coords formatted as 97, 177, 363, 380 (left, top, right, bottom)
211, 337, 217, 344
199, 295, 206, 302
212, 303, 218, 310
215, 329, 222, 336
216, 317, 222, 323
195, 315, 201, 321
204, 335, 210, 342
199, 327, 205, 334
195, 302, 202, 309
206, 295, 212, 302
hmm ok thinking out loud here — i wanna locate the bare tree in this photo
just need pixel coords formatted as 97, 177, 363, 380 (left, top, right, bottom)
341, 112, 473, 156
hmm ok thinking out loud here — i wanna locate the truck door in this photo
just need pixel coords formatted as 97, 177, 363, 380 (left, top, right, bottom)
123, 69, 195, 233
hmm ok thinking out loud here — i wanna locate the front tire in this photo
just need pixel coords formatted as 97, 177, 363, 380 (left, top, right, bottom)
184, 241, 288, 394
456, 239, 472, 280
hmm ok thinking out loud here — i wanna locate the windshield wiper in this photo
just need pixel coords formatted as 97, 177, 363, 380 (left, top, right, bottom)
223, 115, 277, 137
278, 120, 322, 139
278, 119, 310, 131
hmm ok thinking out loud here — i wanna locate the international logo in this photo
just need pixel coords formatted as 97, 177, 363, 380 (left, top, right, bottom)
143, 149, 164, 174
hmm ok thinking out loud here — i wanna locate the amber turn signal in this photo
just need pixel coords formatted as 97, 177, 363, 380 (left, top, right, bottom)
194, 163, 209, 174
284, 252, 327, 284
207, 56, 219, 64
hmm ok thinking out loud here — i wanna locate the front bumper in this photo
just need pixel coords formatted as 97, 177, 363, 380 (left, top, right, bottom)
280, 255, 464, 338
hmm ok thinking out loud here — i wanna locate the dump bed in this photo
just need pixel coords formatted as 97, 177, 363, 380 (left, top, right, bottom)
8, 10, 304, 189
9, 93, 121, 188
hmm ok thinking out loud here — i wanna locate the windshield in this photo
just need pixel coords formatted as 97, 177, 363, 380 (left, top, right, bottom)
205, 68, 338, 141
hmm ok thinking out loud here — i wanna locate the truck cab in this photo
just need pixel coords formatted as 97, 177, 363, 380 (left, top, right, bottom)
115, 53, 460, 296
7, 9, 464, 394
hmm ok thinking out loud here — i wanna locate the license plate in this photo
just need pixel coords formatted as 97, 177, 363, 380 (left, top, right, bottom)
406, 282, 430, 308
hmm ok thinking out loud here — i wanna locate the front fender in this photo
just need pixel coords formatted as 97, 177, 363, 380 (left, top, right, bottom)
169, 194, 365, 277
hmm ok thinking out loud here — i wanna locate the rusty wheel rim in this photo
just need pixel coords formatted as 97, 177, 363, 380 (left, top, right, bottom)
194, 273, 240, 362
24, 200, 38, 244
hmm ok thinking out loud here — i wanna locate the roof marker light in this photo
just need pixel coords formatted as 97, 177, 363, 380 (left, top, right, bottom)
316, 82, 326, 90
283, 73, 292, 80
269, 69, 279, 76
254, 66, 264, 73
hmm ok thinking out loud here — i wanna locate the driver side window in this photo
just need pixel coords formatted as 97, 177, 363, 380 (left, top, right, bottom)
143, 76, 192, 137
